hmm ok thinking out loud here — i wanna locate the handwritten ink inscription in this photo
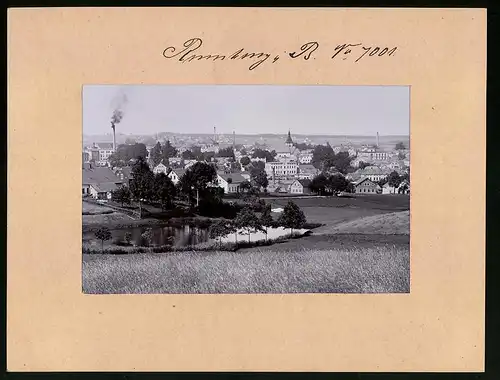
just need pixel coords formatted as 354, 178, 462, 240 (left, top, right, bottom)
162, 38, 398, 71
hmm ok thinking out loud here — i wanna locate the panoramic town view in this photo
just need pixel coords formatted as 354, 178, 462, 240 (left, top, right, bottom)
82, 85, 410, 294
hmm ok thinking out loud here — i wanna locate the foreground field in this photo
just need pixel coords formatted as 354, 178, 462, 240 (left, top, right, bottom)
83, 239, 409, 294
82, 195, 410, 294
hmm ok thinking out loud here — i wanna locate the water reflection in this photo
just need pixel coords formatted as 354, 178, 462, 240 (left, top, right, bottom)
110, 225, 210, 247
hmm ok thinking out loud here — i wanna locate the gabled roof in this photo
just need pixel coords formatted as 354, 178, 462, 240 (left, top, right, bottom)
297, 179, 312, 187
217, 172, 247, 184
298, 164, 317, 172
94, 142, 114, 150
90, 182, 119, 193
169, 168, 186, 177
83, 167, 122, 185
114, 166, 132, 179
354, 177, 376, 186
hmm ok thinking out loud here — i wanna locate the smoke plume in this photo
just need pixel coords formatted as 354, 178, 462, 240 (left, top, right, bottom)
110, 91, 128, 127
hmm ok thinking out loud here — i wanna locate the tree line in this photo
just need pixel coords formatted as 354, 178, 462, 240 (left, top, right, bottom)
208, 201, 307, 247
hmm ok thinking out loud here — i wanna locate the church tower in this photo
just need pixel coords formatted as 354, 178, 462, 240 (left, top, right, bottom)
285, 130, 294, 150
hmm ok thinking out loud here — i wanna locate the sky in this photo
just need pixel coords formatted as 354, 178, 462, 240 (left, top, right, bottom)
83, 85, 409, 136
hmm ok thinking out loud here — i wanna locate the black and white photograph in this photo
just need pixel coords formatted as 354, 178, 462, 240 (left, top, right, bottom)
82, 85, 410, 294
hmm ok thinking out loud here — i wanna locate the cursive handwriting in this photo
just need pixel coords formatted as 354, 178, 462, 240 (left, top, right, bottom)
163, 37, 277, 70
162, 37, 398, 70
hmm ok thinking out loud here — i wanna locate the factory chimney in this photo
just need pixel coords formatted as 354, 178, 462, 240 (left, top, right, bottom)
376, 132, 379, 148
111, 122, 116, 152
233, 131, 235, 150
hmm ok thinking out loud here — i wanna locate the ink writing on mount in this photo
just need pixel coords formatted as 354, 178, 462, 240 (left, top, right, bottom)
162, 37, 275, 71
331, 43, 398, 62
161, 37, 399, 70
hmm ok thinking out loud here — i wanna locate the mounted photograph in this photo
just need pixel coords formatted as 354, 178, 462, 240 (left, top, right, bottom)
82, 85, 410, 294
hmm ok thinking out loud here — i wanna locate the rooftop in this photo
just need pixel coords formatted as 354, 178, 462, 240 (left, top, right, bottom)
83, 167, 122, 185
217, 172, 247, 184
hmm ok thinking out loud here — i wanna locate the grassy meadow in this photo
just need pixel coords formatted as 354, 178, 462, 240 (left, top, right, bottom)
82, 194, 410, 294
83, 237, 409, 294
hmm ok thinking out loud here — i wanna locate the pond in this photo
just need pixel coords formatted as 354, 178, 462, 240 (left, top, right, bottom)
83, 224, 311, 248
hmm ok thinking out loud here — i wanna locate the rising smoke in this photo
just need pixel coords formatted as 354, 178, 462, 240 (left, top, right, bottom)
110, 91, 128, 127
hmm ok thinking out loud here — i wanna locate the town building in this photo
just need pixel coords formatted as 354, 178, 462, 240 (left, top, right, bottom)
265, 160, 298, 179
289, 179, 312, 195
216, 172, 247, 194
113, 166, 133, 186
92, 142, 115, 163
153, 162, 169, 175
82, 165, 124, 199
353, 178, 380, 194
167, 168, 186, 185
297, 164, 319, 180
348, 166, 390, 183
357, 148, 391, 162
298, 151, 313, 164
183, 159, 197, 169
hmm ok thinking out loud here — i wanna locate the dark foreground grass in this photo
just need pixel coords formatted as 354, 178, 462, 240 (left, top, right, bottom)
82, 242, 409, 294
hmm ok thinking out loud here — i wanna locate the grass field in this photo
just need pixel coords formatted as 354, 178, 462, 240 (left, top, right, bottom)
83, 240, 409, 294
82, 194, 410, 294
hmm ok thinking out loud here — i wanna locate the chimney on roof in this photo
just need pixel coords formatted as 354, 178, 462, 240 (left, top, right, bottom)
376, 132, 380, 148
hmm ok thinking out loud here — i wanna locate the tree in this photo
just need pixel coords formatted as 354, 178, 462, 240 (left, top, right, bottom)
240, 180, 252, 192
252, 148, 275, 162
234, 207, 264, 243
311, 143, 335, 170
162, 140, 178, 161
95, 227, 111, 252
346, 182, 355, 193
124, 232, 132, 246
209, 219, 232, 248
251, 168, 269, 191
328, 174, 349, 195
358, 161, 371, 170
109, 143, 148, 167
293, 142, 314, 151
260, 204, 274, 241
309, 174, 329, 195
378, 177, 388, 187
395, 142, 406, 150
182, 149, 196, 160
240, 156, 251, 167
129, 156, 155, 217
111, 186, 131, 207
387, 171, 402, 190
149, 141, 163, 166
153, 173, 176, 210
326, 151, 353, 174
141, 228, 154, 247
398, 151, 406, 160
179, 162, 217, 208
278, 201, 307, 235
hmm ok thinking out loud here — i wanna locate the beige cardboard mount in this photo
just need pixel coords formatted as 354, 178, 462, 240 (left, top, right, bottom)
7, 7, 486, 372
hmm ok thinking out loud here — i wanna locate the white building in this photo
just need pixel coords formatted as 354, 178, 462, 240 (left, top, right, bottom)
153, 162, 169, 175
265, 160, 298, 179
298, 152, 313, 164
183, 159, 197, 169
201, 144, 220, 153
358, 150, 390, 162
216, 172, 247, 194
167, 168, 186, 185
89, 142, 115, 164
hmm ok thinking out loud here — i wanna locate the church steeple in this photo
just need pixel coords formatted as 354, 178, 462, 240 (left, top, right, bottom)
285, 130, 294, 147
